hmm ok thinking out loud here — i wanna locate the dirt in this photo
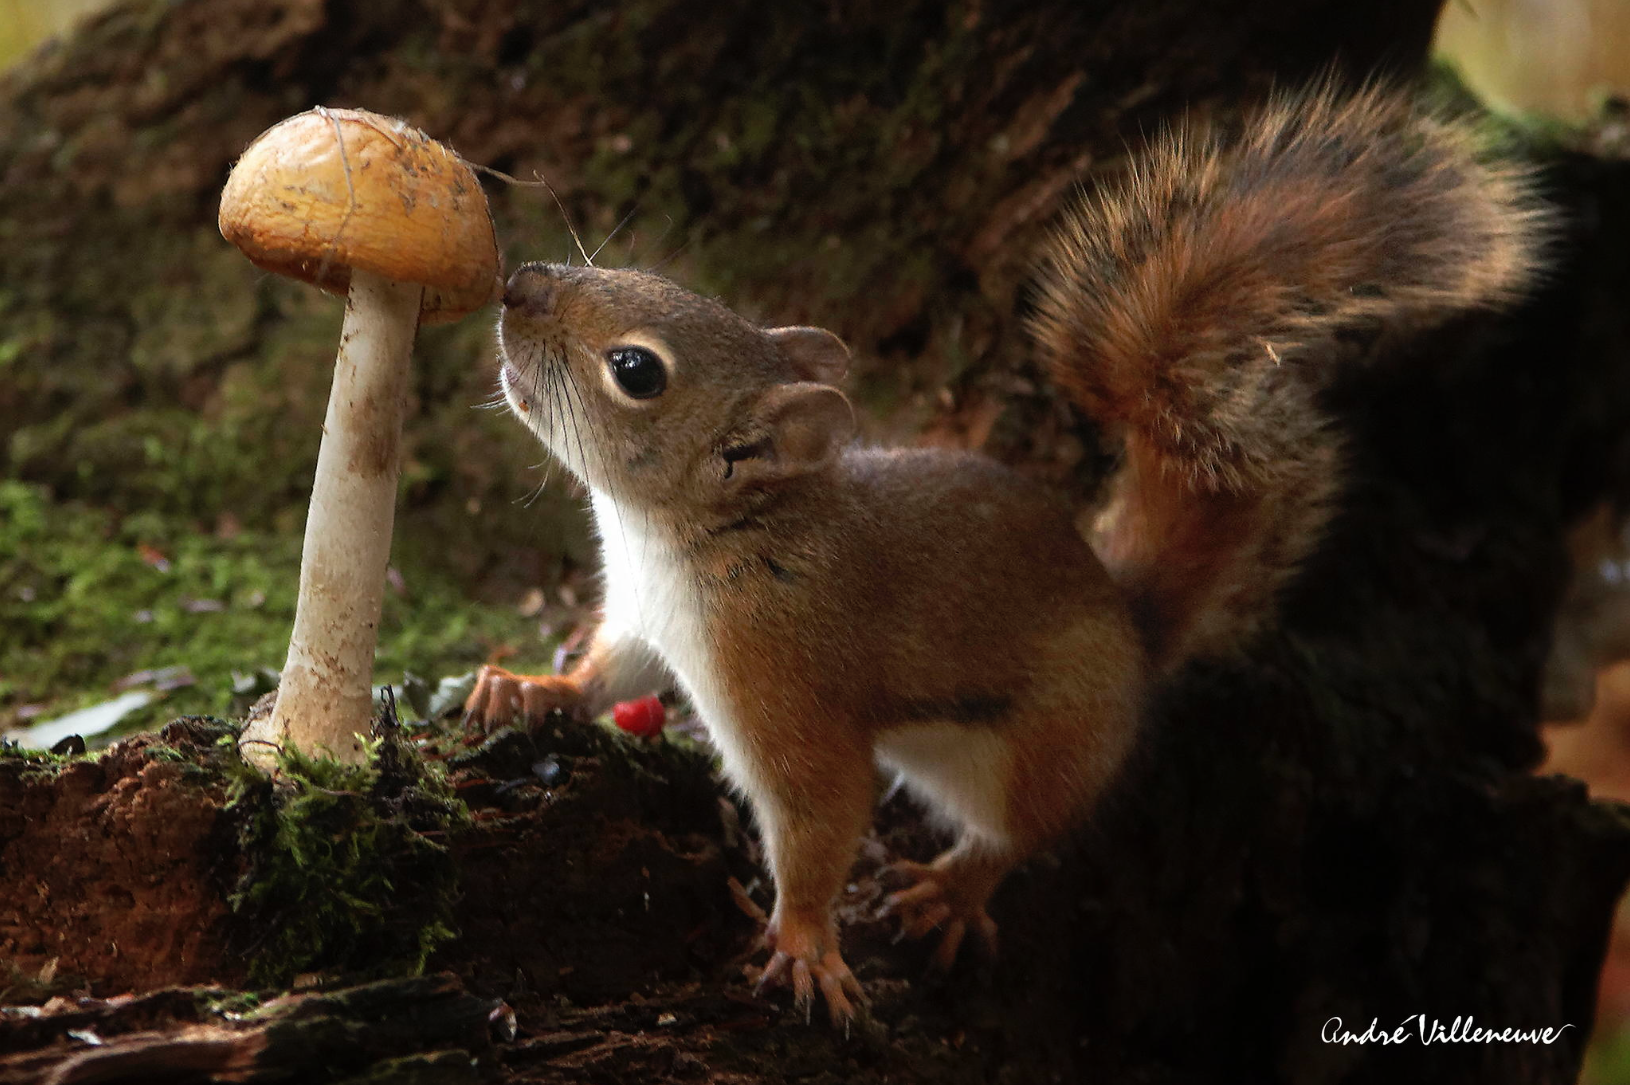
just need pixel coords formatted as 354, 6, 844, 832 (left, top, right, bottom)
0, 710, 997, 1083
0, 696, 1076, 1083
4, 660, 1629, 1084
0, 722, 243, 996
431, 719, 757, 1009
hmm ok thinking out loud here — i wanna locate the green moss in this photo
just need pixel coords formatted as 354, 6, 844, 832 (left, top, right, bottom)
0, 477, 560, 733
1424, 59, 1593, 156
11, 712, 469, 991
0, 741, 91, 786
226, 720, 470, 988
198, 989, 263, 1017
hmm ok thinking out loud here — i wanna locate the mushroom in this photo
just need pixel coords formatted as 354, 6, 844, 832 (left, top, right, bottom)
219, 107, 499, 765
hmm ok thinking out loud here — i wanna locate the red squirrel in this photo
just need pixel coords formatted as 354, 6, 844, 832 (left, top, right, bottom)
462, 86, 1547, 1023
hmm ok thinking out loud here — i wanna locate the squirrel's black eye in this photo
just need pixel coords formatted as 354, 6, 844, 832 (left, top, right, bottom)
607, 347, 667, 399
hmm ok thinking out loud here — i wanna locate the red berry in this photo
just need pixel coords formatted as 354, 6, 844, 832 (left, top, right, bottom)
612, 695, 666, 738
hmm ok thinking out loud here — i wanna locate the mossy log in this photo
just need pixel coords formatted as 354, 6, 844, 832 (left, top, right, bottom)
4, 1, 1630, 1083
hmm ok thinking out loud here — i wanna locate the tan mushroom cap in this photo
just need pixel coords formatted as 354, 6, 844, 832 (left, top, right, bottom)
219, 108, 500, 324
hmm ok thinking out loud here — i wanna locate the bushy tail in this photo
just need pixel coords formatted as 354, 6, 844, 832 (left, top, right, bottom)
1029, 84, 1550, 667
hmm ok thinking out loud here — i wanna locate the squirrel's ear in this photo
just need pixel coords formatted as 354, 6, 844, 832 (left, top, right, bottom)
766, 326, 850, 384
723, 383, 854, 487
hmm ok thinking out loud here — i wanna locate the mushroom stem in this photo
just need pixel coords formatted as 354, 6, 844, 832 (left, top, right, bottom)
242, 268, 424, 766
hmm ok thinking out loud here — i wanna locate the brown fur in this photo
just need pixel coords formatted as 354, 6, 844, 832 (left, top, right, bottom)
1029, 83, 1550, 664
465, 85, 1549, 1021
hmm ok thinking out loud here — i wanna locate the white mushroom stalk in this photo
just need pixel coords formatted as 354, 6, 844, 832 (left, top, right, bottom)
270, 269, 421, 763
218, 108, 499, 765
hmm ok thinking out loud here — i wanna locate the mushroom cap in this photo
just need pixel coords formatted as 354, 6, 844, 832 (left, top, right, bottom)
219, 108, 500, 324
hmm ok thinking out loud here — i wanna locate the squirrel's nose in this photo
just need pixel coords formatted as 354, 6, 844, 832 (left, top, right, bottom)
503, 263, 564, 314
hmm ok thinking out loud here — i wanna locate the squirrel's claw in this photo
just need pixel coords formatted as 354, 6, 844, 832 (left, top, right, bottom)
880, 861, 999, 971
461, 665, 582, 733
756, 917, 867, 1027
757, 948, 865, 1026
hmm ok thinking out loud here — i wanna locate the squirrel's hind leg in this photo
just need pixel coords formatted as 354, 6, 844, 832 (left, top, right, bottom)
882, 837, 1010, 971
877, 678, 1139, 968
874, 722, 1020, 969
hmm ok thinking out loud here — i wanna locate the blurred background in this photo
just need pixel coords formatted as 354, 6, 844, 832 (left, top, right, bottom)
0, 0, 111, 70
1434, 3, 1630, 1080
3, 0, 1630, 1076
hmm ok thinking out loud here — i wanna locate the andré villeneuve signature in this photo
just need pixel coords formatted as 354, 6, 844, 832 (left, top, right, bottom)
1323, 1016, 1574, 1046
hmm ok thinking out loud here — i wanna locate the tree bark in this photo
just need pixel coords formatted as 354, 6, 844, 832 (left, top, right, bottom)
3, 2, 1629, 1083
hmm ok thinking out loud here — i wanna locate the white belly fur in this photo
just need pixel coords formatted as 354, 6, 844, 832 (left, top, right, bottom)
590, 492, 761, 793
875, 723, 1012, 843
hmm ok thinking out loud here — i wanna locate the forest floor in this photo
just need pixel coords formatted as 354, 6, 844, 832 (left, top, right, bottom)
0, 699, 1035, 1084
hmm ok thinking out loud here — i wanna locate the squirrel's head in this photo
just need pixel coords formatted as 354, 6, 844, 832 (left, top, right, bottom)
496, 262, 854, 525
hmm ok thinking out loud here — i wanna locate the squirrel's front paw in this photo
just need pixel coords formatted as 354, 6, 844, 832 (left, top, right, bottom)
881, 859, 1000, 972
461, 666, 583, 733
755, 914, 867, 1027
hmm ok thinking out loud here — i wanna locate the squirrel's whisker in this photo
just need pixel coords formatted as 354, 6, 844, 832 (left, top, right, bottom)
590, 205, 640, 266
